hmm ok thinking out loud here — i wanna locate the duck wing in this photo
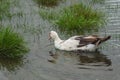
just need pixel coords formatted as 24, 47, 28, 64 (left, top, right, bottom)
74, 35, 111, 47
74, 36, 99, 47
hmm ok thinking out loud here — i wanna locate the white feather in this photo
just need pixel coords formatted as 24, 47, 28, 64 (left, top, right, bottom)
49, 31, 97, 51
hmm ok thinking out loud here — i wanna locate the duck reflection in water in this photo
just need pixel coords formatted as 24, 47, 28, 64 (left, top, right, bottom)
48, 50, 111, 67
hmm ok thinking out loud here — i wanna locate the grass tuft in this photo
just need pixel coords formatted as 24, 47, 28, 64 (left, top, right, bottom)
39, 3, 105, 34
55, 4, 105, 33
0, 27, 29, 58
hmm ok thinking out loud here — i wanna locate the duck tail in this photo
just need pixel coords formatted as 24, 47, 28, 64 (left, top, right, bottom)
96, 36, 111, 46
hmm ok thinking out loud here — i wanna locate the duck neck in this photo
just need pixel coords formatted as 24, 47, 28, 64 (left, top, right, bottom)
54, 35, 62, 43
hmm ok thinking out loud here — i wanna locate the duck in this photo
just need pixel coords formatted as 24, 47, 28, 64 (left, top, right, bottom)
49, 31, 111, 52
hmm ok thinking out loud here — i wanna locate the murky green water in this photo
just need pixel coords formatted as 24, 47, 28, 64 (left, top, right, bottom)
0, 0, 120, 80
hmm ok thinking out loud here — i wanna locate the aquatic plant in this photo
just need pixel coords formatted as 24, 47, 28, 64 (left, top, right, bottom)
0, 57, 24, 71
56, 4, 105, 33
0, 0, 11, 20
34, 0, 62, 7
0, 27, 29, 58
39, 9, 57, 20
39, 3, 105, 34
91, 0, 105, 4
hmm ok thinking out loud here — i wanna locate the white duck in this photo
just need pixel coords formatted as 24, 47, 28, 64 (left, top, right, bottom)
49, 31, 111, 51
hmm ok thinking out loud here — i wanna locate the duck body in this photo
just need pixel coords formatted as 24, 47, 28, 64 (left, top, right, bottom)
49, 31, 111, 52
54, 36, 96, 51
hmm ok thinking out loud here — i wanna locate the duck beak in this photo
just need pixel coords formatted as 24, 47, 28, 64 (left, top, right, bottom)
48, 33, 51, 40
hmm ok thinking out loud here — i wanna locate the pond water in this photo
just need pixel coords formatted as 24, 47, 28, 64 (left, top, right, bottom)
0, 0, 120, 80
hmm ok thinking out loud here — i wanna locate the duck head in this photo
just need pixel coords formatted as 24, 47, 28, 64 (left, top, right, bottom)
49, 31, 60, 40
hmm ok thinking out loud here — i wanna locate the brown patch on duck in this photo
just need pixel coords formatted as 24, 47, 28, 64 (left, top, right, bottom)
96, 36, 111, 46
75, 35, 111, 47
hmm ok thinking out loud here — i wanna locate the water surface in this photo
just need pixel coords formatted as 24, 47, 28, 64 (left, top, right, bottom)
0, 0, 120, 80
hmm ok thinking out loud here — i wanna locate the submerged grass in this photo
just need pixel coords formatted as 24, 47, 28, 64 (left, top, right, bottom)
91, 0, 105, 4
0, 0, 11, 20
34, 0, 62, 7
0, 27, 29, 58
39, 9, 57, 20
